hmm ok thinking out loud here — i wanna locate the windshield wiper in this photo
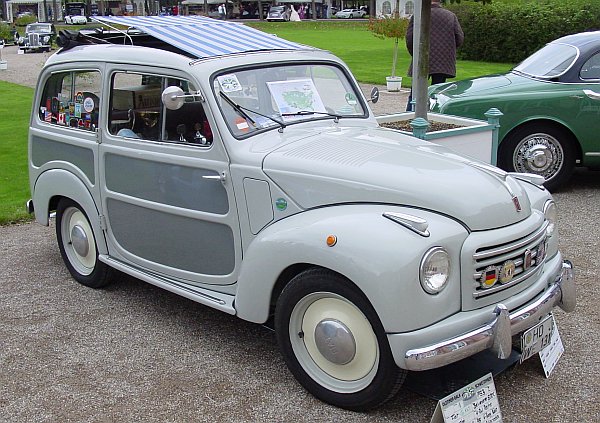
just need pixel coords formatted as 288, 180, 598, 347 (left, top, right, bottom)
219, 92, 286, 132
281, 110, 342, 123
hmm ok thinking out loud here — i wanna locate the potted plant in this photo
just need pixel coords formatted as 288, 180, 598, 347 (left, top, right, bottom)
368, 10, 409, 92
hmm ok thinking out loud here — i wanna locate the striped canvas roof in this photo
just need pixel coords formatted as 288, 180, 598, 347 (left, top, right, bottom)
92, 15, 308, 59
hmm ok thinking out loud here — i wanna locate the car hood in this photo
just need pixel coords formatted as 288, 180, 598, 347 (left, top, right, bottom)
431, 72, 538, 98
262, 126, 530, 231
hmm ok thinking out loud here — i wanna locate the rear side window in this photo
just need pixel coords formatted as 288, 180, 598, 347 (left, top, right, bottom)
39, 71, 101, 131
108, 72, 213, 146
580, 52, 600, 80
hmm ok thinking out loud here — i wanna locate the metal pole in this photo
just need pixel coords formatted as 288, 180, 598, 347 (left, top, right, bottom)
414, 0, 430, 119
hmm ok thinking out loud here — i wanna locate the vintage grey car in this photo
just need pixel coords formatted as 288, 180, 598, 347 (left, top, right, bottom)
27, 16, 575, 410
17, 22, 55, 52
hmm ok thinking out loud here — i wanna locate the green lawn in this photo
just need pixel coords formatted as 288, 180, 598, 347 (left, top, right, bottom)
0, 22, 514, 224
247, 21, 514, 86
0, 81, 33, 224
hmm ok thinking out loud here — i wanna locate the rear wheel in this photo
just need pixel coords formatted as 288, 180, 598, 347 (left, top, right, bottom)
275, 268, 406, 410
499, 123, 576, 191
56, 198, 113, 288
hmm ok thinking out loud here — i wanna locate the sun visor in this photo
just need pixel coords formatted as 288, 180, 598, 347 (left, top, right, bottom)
92, 15, 308, 59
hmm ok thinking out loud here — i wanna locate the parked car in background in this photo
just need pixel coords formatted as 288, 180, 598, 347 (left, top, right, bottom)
65, 14, 88, 25
335, 8, 366, 19
266, 5, 291, 21
429, 31, 600, 191
17, 22, 55, 52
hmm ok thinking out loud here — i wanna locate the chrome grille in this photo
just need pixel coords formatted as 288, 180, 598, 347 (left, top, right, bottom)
472, 221, 548, 299
28, 33, 40, 47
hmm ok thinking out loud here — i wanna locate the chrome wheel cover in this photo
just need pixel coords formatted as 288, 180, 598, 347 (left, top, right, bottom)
288, 292, 379, 393
61, 207, 96, 275
513, 133, 564, 181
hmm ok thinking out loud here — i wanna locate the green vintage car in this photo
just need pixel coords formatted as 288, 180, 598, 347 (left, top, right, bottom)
429, 31, 600, 190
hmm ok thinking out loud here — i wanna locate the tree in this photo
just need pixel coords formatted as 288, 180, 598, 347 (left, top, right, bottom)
368, 11, 409, 78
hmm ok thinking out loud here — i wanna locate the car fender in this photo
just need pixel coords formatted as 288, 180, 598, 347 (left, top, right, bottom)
32, 169, 107, 255
234, 204, 467, 333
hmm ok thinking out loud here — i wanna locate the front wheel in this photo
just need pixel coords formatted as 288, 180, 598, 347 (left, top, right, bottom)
275, 268, 406, 410
499, 123, 576, 191
56, 198, 114, 288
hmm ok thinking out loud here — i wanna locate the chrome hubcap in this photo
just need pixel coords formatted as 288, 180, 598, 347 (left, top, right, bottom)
70, 224, 89, 257
314, 319, 356, 365
527, 146, 552, 171
514, 134, 563, 180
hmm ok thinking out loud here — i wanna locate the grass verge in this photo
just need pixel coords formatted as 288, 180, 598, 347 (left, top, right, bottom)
0, 81, 33, 224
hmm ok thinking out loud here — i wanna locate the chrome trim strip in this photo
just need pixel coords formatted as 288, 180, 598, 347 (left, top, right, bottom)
99, 255, 236, 314
473, 221, 548, 260
383, 212, 430, 237
404, 261, 575, 371
584, 152, 600, 157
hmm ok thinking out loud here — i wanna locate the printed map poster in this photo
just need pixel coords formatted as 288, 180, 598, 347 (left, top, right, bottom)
430, 373, 502, 423
266, 79, 326, 122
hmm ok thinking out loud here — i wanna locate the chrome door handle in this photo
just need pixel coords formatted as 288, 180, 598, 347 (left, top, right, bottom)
202, 172, 227, 183
583, 89, 600, 100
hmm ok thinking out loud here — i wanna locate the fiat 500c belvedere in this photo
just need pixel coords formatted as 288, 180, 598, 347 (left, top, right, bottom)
27, 16, 575, 410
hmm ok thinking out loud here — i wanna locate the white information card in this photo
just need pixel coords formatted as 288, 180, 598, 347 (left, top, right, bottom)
431, 373, 502, 423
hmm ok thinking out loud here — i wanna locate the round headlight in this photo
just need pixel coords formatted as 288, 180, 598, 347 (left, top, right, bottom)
420, 247, 451, 294
42, 36, 50, 42
543, 200, 557, 237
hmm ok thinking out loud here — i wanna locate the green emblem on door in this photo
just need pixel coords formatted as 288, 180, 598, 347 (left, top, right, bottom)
275, 198, 288, 211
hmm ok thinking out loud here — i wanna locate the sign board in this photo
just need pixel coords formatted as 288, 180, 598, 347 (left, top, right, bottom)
539, 315, 564, 377
431, 373, 502, 423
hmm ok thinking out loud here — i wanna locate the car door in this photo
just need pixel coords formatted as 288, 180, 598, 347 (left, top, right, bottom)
98, 65, 241, 286
576, 50, 600, 162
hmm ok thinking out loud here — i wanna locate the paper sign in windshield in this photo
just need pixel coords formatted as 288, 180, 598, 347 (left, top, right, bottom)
266, 79, 326, 121
217, 74, 243, 92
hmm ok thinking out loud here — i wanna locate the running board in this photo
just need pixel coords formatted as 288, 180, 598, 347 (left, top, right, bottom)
99, 255, 236, 315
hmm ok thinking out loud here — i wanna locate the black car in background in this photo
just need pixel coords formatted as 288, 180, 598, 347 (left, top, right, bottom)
17, 22, 56, 53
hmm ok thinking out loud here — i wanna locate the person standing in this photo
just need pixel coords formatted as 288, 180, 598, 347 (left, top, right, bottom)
218, 3, 226, 20
405, 0, 464, 111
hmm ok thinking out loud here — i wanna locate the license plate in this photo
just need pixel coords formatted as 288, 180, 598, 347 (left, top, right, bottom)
520, 314, 555, 363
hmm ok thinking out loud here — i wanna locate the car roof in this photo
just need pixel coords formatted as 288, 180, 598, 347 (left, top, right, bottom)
553, 31, 600, 49
88, 15, 313, 59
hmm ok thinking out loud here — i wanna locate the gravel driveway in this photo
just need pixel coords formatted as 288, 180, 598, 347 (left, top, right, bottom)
1, 44, 599, 422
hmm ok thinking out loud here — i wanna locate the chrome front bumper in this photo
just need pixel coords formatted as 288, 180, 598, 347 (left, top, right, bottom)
403, 260, 575, 371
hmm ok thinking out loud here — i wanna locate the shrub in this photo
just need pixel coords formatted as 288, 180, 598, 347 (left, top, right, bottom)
0, 22, 11, 42
449, 0, 600, 63
15, 15, 38, 27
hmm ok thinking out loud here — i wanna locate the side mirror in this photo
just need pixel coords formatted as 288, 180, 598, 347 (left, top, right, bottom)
369, 86, 379, 104
161, 86, 204, 110
162, 86, 186, 111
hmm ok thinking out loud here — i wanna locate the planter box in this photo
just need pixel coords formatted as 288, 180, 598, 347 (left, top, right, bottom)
376, 111, 502, 165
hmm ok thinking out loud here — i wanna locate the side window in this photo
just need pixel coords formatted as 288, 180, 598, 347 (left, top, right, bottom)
39, 71, 101, 131
109, 72, 212, 146
580, 52, 600, 80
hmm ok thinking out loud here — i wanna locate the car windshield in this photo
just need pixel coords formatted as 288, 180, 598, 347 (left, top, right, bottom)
514, 42, 579, 79
27, 24, 51, 33
213, 63, 366, 138
271, 6, 284, 11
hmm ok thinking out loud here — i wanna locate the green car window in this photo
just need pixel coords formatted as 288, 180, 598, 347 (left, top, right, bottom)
515, 43, 578, 79
580, 52, 600, 80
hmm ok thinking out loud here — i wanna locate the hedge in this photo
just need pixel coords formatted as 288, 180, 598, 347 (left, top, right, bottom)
449, 0, 600, 63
